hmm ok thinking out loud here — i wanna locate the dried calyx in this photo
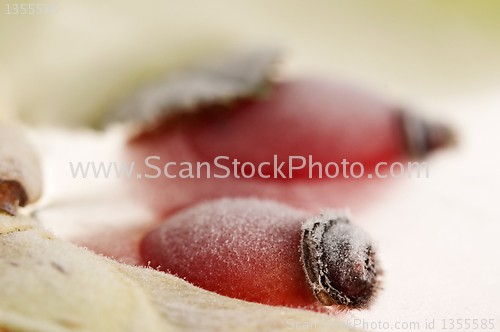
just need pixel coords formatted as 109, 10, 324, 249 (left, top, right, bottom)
0, 180, 27, 216
0, 126, 42, 216
398, 110, 457, 157
301, 212, 378, 309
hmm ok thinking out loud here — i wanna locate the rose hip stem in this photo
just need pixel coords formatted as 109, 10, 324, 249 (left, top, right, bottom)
139, 198, 378, 310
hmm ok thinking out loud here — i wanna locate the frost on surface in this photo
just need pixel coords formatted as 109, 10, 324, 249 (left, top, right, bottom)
0, 213, 166, 332
0, 212, 361, 332
107, 48, 281, 129
119, 264, 361, 332
146, 198, 308, 270
139, 198, 315, 307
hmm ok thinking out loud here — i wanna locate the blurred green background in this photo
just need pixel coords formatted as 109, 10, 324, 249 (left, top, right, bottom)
1, 0, 500, 126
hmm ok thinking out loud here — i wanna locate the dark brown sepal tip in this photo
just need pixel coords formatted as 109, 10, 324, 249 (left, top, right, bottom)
0, 180, 28, 216
398, 109, 457, 158
301, 213, 378, 309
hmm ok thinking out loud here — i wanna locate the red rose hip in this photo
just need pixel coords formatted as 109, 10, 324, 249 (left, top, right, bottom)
139, 198, 378, 310
180, 79, 455, 178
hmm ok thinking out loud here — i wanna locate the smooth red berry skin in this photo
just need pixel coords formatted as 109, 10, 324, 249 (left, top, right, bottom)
140, 199, 318, 308
181, 78, 405, 178
126, 77, 454, 219
126, 78, 410, 217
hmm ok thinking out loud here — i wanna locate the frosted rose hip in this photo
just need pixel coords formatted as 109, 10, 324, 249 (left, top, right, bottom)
181, 79, 454, 178
126, 77, 455, 218
139, 198, 378, 310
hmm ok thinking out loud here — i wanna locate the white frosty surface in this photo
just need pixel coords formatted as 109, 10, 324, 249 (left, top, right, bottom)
25, 126, 155, 240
